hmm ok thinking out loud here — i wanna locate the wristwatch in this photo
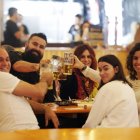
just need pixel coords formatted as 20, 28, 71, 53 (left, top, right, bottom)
81, 65, 87, 71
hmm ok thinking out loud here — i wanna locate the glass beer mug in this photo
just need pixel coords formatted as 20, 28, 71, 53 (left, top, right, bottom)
51, 55, 66, 80
39, 60, 53, 89
63, 52, 73, 75
40, 60, 51, 76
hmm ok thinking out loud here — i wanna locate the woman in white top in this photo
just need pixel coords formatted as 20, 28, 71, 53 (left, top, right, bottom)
126, 43, 140, 123
81, 54, 139, 128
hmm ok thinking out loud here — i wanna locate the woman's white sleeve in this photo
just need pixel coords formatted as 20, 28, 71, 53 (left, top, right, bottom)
82, 66, 101, 83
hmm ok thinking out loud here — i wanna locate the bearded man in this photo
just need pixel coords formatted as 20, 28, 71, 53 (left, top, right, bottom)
9, 33, 47, 84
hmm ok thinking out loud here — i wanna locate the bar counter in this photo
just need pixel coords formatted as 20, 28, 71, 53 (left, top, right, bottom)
1, 128, 140, 140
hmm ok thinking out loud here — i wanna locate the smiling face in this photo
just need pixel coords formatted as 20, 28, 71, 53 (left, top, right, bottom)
80, 50, 92, 67
133, 50, 140, 75
98, 61, 118, 84
25, 36, 47, 59
0, 48, 11, 73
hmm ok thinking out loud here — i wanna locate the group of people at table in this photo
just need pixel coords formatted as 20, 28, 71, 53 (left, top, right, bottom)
0, 32, 140, 132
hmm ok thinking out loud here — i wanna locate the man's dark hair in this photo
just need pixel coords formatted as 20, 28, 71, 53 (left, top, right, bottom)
28, 33, 47, 44
75, 14, 82, 19
8, 7, 17, 17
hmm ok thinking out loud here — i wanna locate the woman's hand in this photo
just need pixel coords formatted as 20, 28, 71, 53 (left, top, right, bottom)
73, 55, 85, 70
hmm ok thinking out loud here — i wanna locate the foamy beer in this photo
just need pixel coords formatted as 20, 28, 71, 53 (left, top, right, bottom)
53, 71, 60, 80
51, 55, 66, 80
63, 52, 73, 75
51, 55, 60, 80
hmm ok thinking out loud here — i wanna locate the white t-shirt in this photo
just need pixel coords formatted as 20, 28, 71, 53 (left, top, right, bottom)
0, 72, 39, 132
127, 76, 140, 123
83, 80, 139, 128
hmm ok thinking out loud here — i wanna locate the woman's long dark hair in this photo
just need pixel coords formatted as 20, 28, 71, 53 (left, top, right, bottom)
98, 54, 131, 88
126, 43, 140, 80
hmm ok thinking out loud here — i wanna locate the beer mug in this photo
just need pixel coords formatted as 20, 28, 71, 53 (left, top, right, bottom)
40, 60, 51, 76
40, 60, 53, 89
63, 52, 73, 75
51, 55, 66, 80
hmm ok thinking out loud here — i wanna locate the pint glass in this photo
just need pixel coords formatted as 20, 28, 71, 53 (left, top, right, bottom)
63, 52, 73, 75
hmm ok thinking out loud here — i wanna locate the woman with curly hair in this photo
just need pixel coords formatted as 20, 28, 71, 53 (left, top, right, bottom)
126, 43, 140, 123
60, 44, 100, 100
58, 44, 101, 128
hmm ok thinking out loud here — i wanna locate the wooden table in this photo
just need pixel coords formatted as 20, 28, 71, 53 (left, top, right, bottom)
52, 105, 91, 114
1, 128, 140, 140
45, 103, 92, 128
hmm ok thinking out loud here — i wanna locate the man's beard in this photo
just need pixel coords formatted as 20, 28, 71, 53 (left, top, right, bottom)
22, 49, 43, 63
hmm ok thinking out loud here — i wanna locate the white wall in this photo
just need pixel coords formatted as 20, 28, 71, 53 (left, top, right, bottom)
3, 0, 82, 43
0, 0, 3, 42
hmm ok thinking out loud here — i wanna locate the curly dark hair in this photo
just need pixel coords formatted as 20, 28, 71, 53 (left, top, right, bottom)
126, 43, 140, 80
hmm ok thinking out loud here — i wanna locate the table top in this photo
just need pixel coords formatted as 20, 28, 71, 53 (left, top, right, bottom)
46, 100, 93, 114
52, 105, 91, 114
1, 128, 140, 140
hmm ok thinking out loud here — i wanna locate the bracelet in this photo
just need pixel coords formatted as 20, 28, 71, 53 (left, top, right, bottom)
81, 65, 87, 71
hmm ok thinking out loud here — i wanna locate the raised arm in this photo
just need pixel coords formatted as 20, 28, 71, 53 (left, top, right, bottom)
13, 79, 48, 101
13, 71, 53, 102
13, 60, 39, 72
73, 55, 101, 83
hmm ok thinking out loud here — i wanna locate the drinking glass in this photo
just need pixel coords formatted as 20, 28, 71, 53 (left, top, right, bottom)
63, 52, 73, 75
40, 60, 53, 89
51, 55, 66, 80
40, 61, 51, 76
